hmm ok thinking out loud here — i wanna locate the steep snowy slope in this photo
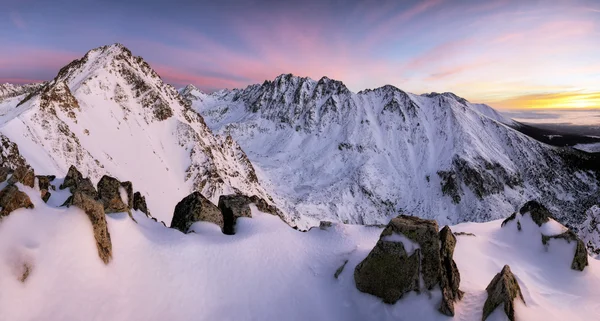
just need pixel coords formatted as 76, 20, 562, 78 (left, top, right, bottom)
1, 182, 599, 321
193, 74, 599, 229
0, 44, 270, 222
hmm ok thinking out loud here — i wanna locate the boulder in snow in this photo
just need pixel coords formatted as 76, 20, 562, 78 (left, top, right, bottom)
0, 167, 12, 182
68, 191, 112, 264
354, 215, 461, 310
97, 175, 129, 213
120, 181, 133, 209
439, 226, 464, 316
36, 175, 56, 203
0, 184, 34, 217
60, 165, 97, 199
542, 230, 588, 271
7, 166, 35, 188
132, 191, 150, 216
218, 194, 253, 235
170, 191, 222, 233
482, 265, 526, 321
519, 200, 552, 226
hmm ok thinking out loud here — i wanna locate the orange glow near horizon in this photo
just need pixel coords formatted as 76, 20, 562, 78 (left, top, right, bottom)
483, 92, 600, 110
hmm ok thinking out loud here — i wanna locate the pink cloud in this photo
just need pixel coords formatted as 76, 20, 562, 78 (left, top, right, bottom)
152, 64, 247, 91
0, 77, 45, 84
0, 48, 77, 70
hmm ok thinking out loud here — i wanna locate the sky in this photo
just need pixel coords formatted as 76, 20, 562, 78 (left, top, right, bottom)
1, 0, 599, 110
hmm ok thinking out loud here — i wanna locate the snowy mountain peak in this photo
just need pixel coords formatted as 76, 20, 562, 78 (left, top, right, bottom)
179, 84, 206, 102
0, 43, 276, 224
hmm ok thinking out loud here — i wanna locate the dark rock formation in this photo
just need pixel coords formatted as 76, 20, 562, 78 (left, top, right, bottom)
170, 191, 222, 233
120, 181, 133, 209
354, 215, 462, 310
334, 260, 348, 279
542, 230, 588, 271
68, 191, 112, 264
7, 166, 35, 188
218, 194, 253, 235
36, 175, 56, 203
132, 191, 149, 216
482, 265, 526, 321
319, 221, 333, 230
519, 200, 552, 226
60, 165, 97, 198
0, 184, 34, 217
97, 175, 129, 213
439, 226, 464, 316
0, 167, 12, 182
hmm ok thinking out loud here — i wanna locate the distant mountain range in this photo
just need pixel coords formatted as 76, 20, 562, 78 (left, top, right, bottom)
0, 43, 598, 231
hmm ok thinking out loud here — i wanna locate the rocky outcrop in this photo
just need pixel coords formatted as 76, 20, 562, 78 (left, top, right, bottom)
519, 200, 552, 226
68, 191, 112, 264
7, 166, 35, 188
354, 215, 462, 313
0, 184, 34, 217
97, 175, 129, 213
439, 226, 464, 316
218, 194, 253, 235
503, 201, 589, 271
170, 192, 222, 233
482, 265, 526, 321
60, 165, 97, 198
542, 230, 588, 271
0, 167, 11, 182
36, 175, 56, 203
120, 181, 133, 209
0, 134, 30, 170
132, 191, 149, 216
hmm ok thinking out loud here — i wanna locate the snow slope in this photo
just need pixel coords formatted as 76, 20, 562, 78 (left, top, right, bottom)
1, 182, 599, 321
192, 74, 599, 229
0, 44, 271, 223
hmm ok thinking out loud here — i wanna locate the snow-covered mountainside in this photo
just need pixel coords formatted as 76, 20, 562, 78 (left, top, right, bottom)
192, 74, 599, 229
0, 44, 271, 223
0, 83, 45, 102
1, 179, 599, 321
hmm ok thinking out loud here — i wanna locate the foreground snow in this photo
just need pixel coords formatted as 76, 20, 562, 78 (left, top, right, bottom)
1, 184, 599, 321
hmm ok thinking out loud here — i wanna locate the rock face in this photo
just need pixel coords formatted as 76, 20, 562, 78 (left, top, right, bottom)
132, 191, 149, 216
0, 167, 11, 182
7, 166, 35, 188
68, 191, 112, 264
36, 175, 56, 203
542, 230, 588, 271
439, 226, 464, 316
97, 175, 129, 213
504, 201, 589, 272
218, 194, 253, 235
354, 215, 462, 312
60, 165, 97, 199
0, 184, 34, 217
482, 265, 526, 321
170, 192, 222, 233
519, 200, 552, 226
120, 181, 133, 209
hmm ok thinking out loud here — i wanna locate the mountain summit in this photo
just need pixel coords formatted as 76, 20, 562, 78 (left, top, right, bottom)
0, 43, 271, 222
192, 74, 599, 228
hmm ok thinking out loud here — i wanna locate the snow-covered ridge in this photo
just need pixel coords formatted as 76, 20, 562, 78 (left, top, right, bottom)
0, 43, 274, 223
1, 174, 599, 321
191, 73, 599, 229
